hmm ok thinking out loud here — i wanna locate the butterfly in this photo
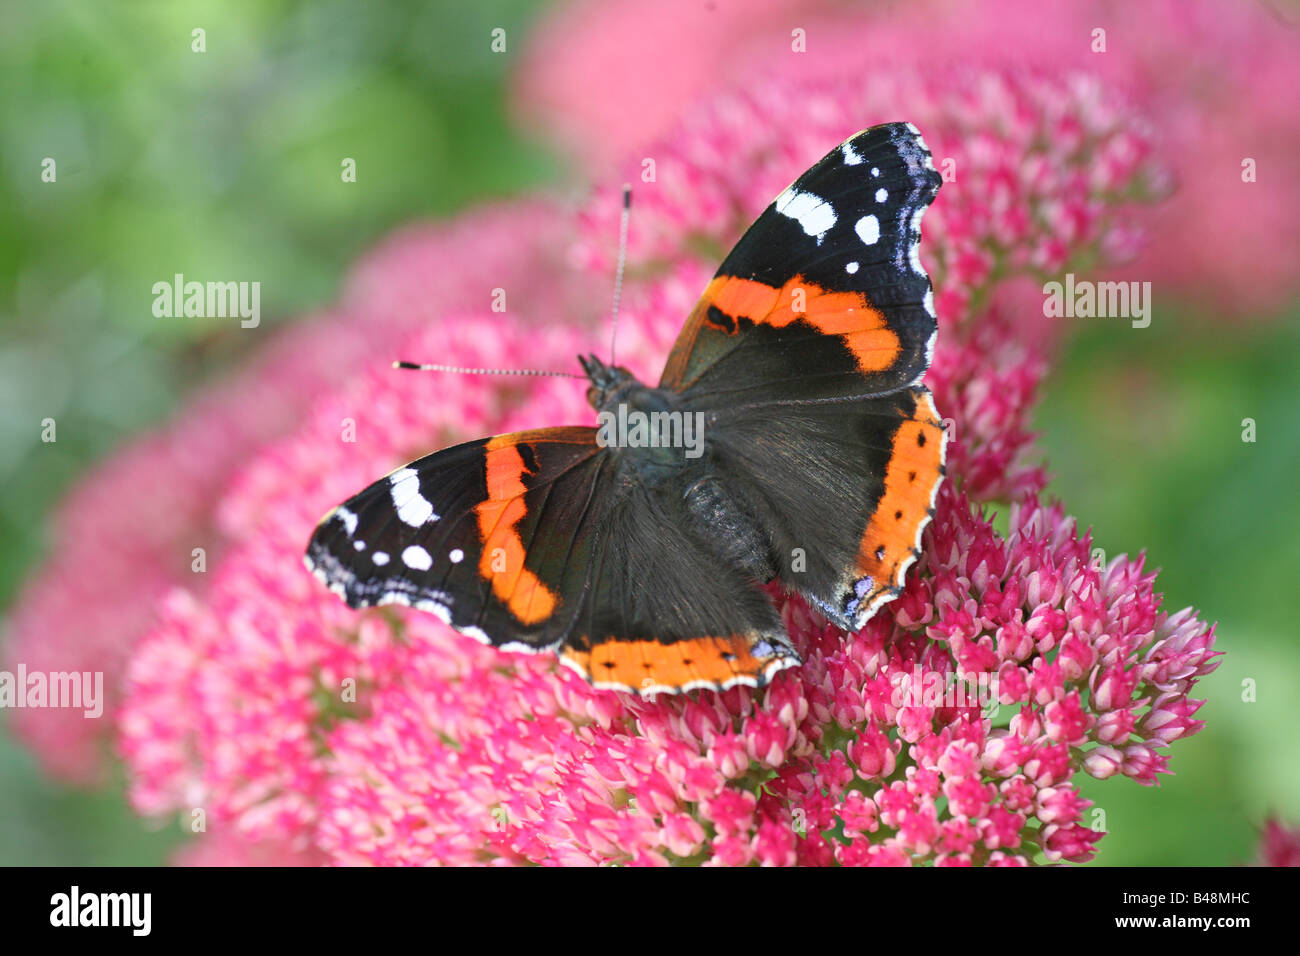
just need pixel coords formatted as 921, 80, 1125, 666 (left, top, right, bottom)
305, 121, 946, 696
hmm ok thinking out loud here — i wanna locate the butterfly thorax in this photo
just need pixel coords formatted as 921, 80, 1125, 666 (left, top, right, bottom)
578, 354, 776, 580
580, 353, 707, 481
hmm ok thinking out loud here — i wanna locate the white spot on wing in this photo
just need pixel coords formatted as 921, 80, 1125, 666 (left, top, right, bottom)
390, 467, 437, 527
500, 640, 543, 654
842, 141, 864, 165
402, 545, 432, 570
876, 187, 888, 203
449, 548, 464, 564
855, 215, 881, 246
335, 506, 358, 537
775, 188, 836, 243
845, 261, 859, 274
372, 551, 390, 566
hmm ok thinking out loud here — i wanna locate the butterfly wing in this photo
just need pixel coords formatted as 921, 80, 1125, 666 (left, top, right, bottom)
306, 426, 799, 692
700, 386, 946, 631
306, 428, 606, 650
556, 469, 800, 694
662, 122, 947, 629
661, 122, 940, 404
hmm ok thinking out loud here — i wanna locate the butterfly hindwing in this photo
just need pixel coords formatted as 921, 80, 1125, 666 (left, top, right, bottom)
558, 466, 800, 693
702, 385, 947, 630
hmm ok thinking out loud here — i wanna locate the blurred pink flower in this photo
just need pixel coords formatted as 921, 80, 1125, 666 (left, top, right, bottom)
1256, 818, 1300, 867
172, 834, 324, 868
575, 68, 1159, 501
574, 68, 1164, 359
518, 0, 1300, 316
105, 68, 1221, 864
4, 199, 586, 783
121, 479, 1219, 865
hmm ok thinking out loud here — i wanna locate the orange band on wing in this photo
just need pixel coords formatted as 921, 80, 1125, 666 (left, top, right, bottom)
561, 634, 797, 693
476, 437, 560, 626
696, 275, 900, 374
853, 389, 946, 618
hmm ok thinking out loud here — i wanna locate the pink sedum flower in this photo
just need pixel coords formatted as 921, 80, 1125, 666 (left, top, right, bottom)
519, 0, 1300, 317
1256, 819, 1300, 868
5, 199, 588, 782
120, 407, 1218, 867
172, 834, 324, 868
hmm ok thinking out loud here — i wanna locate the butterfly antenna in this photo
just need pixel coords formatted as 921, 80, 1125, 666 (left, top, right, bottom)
392, 361, 585, 379
608, 183, 632, 367
396, 186, 632, 382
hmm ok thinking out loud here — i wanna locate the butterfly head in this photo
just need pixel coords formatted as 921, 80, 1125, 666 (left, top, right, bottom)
579, 353, 638, 412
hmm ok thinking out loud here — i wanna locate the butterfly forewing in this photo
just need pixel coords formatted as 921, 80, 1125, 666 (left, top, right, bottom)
661, 123, 942, 405
305, 428, 605, 651
306, 426, 802, 690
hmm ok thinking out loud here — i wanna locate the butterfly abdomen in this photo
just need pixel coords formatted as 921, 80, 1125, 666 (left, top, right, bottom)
681, 475, 778, 584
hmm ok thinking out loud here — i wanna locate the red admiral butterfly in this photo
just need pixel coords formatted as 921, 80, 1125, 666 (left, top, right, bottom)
306, 122, 946, 695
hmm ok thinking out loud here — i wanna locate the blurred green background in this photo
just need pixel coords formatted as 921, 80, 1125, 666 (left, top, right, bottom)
1, 0, 1297, 865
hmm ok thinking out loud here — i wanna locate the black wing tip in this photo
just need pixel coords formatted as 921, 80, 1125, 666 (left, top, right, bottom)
892, 123, 943, 197
843, 122, 942, 196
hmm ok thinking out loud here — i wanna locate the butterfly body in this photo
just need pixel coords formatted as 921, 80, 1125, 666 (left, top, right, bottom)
307, 122, 946, 695
581, 355, 699, 480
